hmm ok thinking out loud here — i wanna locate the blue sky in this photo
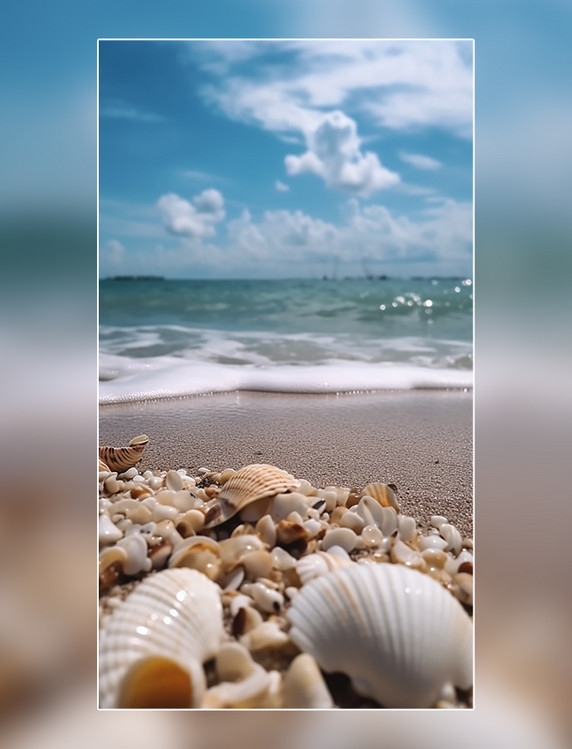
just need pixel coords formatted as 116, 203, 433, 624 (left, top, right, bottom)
99, 39, 473, 279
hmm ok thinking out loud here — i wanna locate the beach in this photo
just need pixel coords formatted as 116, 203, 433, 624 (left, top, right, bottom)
99, 389, 472, 537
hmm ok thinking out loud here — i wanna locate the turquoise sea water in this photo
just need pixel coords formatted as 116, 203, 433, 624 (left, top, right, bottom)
99, 277, 473, 403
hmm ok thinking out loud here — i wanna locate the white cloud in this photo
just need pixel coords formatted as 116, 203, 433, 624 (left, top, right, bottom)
275, 180, 290, 192
100, 239, 126, 267
157, 189, 225, 238
225, 197, 471, 273
285, 110, 399, 196
197, 40, 473, 139
399, 151, 442, 170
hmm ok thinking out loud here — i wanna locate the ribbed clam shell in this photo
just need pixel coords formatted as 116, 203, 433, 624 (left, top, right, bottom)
362, 482, 400, 513
99, 568, 224, 708
99, 434, 149, 473
204, 464, 297, 528
287, 563, 473, 708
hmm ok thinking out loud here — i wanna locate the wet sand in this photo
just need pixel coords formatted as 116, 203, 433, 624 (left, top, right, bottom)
99, 390, 473, 537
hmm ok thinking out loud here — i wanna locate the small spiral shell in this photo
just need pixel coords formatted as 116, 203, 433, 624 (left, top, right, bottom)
99, 434, 149, 473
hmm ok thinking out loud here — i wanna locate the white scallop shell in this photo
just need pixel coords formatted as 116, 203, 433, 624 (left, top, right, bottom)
99, 568, 224, 708
204, 464, 297, 528
287, 563, 472, 708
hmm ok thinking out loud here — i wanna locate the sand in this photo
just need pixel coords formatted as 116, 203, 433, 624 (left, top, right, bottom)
99, 390, 473, 537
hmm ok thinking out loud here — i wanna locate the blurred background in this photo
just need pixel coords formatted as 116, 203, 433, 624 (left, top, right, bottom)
1, 0, 570, 745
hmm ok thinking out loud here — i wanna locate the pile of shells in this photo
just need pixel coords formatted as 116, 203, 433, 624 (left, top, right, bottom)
98, 436, 473, 710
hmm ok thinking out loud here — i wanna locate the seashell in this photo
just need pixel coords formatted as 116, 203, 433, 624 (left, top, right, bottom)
398, 515, 416, 542
201, 643, 275, 709
219, 534, 266, 568
203, 464, 297, 528
361, 524, 385, 549
296, 549, 352, 586
237, 550, 274, 580
168, 536, 221, 581
362, 482, 400, 513
104, 474, 122, 495
99, 458, 111, 473
418, 534, 448, 552
165, 469, 183, 492
99, 546, 128, 589
275, 518, 309, 551
282, 653, 334, 709
176, 509, 206, 537
339, 510, 365, 534
240, 620, 290, 652
390, 538, 426, 571
116, 534, 151, 576
148, 540, 173, 570
99, 513, 123, 545
303, 518, 322, 538
316, 488, 338, 512
439, 523, 462, 555
240, 581, 284, 614
112, 654, 206, 709
321, 527, 358, 553
119, 466, 139, 480
130, 485, 153, 500
271, 546, 297, 571
452, 572, 473, 606
287, 563, 473, 709
99, 568, 224, 708
232, 605, 264, 638
421, 548, 449, 576
99, 434, 149, 474
255, 514, 276, 547
270, 492, 311, 523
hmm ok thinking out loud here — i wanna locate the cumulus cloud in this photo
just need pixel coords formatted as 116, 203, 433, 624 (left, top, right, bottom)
285, 111, 399, 196
157, 189, 225, 238
100, 239, 126, 266
195, 40, 473, 139
275, 180, 290, 192
399, 151, 442, 170
225, 197, 471, 273
226, 208, 338, 264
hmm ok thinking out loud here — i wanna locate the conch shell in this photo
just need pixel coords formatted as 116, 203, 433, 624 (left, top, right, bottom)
204, 464, 297, 528
99, 567, 224, 708
99, 434, 149, 473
